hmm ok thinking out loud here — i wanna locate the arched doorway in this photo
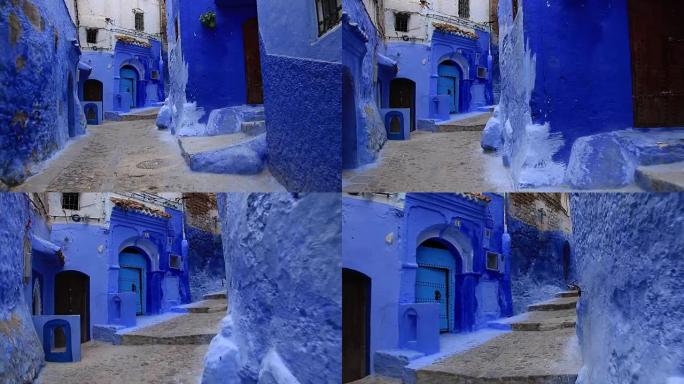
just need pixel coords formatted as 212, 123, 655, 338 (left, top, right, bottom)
55, 270, 90, 343
119, 65, 139, 109
438, 61, 461, 114
390, 78, 416, 131
342, 268, 371, 383
83, 79, 103, 124
242, 18, 263, 104
119, 248, 148, 315
67, 73, 76, 137
562, 241, 571, 281
342, 67, 358, 169
416, 239, 461, 333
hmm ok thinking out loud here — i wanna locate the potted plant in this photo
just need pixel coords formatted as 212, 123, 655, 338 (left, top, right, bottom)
199, 11, 216, 29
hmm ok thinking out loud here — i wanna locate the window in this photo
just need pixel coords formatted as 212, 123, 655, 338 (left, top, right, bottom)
316, 0, 342, 36
86, 28, 98, 44
459, 0, 470, 19
169, 254, 182, 270
61, 193, 80, 210
151, 70, 160, 80
486, 252, 499, 271
135, 12, 144, 32
477, 66, 488, 79
395, 12, 409, 32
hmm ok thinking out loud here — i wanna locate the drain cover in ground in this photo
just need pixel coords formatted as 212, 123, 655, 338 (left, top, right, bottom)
136, 159, 167, 169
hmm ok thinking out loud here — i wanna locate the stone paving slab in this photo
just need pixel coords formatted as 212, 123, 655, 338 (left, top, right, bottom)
436, 112, 492, 132
14, 119, 284, 192
489, 309, 577, 332
342, 131, 513, 192
121, 311, 223, 345
350, 375, 403, 384
177, 299, 227, 314
635, 161, 684, 191
416, 329, 581, 384
36, 341, 207, 384
528, 297, 578, 312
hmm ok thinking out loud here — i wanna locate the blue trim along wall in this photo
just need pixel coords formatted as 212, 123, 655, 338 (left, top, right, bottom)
258, 0, 342, 191
0, 0, 85, 187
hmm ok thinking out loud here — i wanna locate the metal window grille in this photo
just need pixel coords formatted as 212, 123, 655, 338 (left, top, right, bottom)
459, 0, 470, 19
135, 12, 145, 32
61, 193, 80, 210
86, 28, 98, 44
395, 13, 409, 32
316, 0, 342, 36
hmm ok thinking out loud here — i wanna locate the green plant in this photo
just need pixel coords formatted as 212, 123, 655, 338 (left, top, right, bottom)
199, 11, 216, 29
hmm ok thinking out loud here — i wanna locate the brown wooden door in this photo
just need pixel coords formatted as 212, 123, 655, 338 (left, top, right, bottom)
55, 271, 90, 343
342, 269, 371, 383
628, 0, 684, 127
243, 18, 264, 105
390, 79, 416, 131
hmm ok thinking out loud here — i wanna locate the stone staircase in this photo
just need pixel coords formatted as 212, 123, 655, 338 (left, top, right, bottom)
117, 293, 227, 346
105, 106, 161, 122
415, 290, 581, 384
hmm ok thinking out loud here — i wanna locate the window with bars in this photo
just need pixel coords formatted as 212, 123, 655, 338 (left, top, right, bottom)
135, 12, 145, 32
395, 13, 409, 32
459, 0, 470, 19
86, 28, 98, 44
316, 0, 342, 36
61, 193, 80, 210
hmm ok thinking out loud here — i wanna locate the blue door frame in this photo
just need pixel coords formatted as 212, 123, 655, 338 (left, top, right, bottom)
119, 66, 138, 109
416, 244, 458, 332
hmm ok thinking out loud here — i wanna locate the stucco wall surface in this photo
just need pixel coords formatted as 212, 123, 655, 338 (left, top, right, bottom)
0, 193, 44, 383
571, 193, 684, 383
202, 193, 341, 383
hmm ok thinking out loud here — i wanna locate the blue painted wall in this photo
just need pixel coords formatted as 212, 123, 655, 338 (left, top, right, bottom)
342, 196, 404, 372
178, 0, 258, 118
186, 226, 224, 301
571, 193, 684, 383
0, 193, 45, 382
342, 0, 393, 169
258, 0, 342, 191
497, 0, 637, 186
203, 193, 341, 383
0, 0, 84, 187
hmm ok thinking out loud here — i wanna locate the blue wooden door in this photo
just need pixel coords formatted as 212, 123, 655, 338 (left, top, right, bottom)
438, 62, 460, 113
119, 252, 146, 315
119, 67, 138, 108
415, 266, 449, 331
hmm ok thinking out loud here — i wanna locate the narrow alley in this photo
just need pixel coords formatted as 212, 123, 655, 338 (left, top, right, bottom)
15, 116, 284, 192
343, 113, 513, 192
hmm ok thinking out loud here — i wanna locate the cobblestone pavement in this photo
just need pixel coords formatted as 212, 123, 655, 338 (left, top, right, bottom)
14, 119, 284, 192
36, 342, 208, 384
343, 131, 513, 192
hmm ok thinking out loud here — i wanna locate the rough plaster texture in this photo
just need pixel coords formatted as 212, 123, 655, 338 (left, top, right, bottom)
0, 194, 44, 382
187, 225, 225, 302
571, 193, 684, 383
202, 193, 341, 383
1, 0, 84, 186
262, 54, 342, 191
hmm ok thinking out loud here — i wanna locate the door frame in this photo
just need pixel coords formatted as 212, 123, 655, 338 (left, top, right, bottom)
342, 268, 371, 383
242, 17, 264, 105
415, 264, 450, 332
389, 78, 417, 131
54, 270, 90, 343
